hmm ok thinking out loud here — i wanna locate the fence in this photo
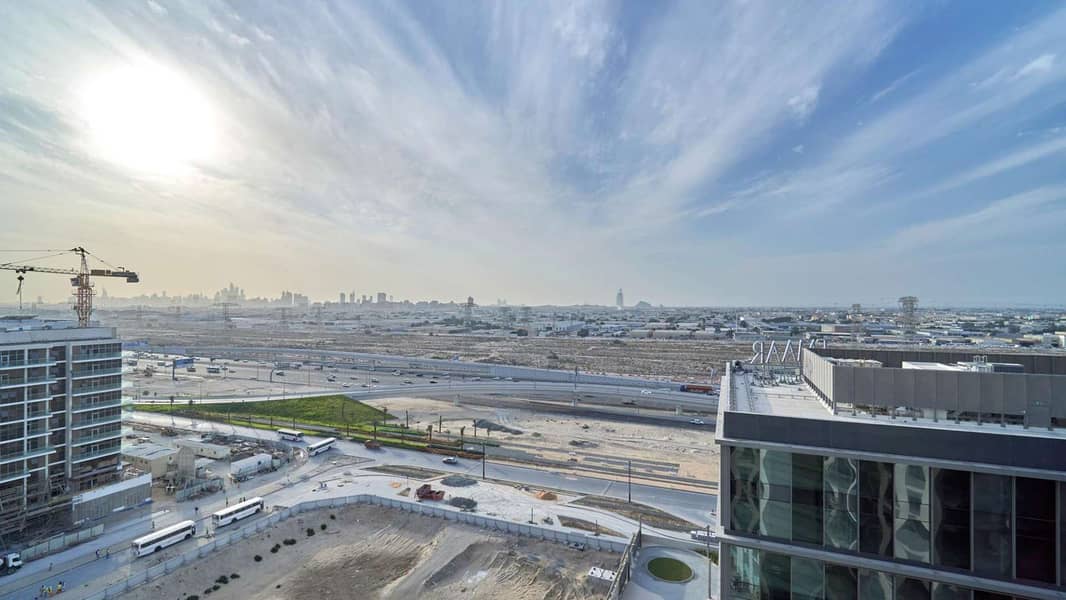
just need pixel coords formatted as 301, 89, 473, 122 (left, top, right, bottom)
82, 493, 628, 600
605, 527, 641, 600
20, 524, 104, 562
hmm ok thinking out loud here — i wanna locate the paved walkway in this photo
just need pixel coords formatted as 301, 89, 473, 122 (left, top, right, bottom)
624, 545, 710, 600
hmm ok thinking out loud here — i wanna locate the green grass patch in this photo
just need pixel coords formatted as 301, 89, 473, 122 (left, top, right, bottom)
135, 395, 391, 430
647, 557, 693, 582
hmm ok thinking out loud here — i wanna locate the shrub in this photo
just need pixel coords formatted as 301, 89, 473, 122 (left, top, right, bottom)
330, 514, 336, 520
306, 527, 315, 537
188, 596, 199, 600
320, 523, 327, 531
212, 585, 220, 591
270, 545, 280, 554
231, 573, 240, 579
216, 575, 229, 585
203, 589, 212, 595
283, 538, 296, 545
254, 555, 262, 562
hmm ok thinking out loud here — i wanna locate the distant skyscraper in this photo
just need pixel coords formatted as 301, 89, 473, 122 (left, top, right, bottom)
377, 292, 387, 304
616, 288, 624, 309
339, 292, 345, 304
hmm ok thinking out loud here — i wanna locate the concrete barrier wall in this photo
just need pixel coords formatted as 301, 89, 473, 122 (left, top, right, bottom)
82, 493, 626, 600
21, 524, 104, 562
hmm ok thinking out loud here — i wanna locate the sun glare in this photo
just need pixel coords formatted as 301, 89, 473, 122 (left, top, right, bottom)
80, 61, 218, 174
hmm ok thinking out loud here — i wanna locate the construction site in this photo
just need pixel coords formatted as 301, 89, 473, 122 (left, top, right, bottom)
122, 503, 617, 600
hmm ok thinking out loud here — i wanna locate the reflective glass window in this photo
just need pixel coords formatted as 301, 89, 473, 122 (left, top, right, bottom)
1015, 476, 1055, 583
932, 468, 970, 570
860, 461, 894, 556
894, 463, 930, 563
824, 456, 858, 551
972, 473, 1012, 578
792, 453, 823, 545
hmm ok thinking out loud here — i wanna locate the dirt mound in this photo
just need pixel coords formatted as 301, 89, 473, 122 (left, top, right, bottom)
448, 497, 478, 510
534, 490, 557, 501
441, 475, 478, 487
474, 419, 523, 435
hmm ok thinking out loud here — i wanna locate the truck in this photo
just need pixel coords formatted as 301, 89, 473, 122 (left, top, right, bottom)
1, 551, 22, 575
680, 384, 716, 395
363, 439, 381, 450
415, 484, 444, 501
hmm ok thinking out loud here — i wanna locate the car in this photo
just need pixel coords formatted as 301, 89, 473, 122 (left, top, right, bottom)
276, 371, 286, 376
342, 383, 351, 388
186, 366, 196, 372
350, 376, 358, 380
429, 380, 438, 384
392, 370, 401, 376
327, 376, 336, 382
416, 373, 424, 377
690, 530, 716, 543
403, 379, 413, 384
471, 377, 481, 381
370, 378, 379, 383
442, 456, 458, 465
689, 418, 705, 425
640, 389, 653, 396
361, 383, 370, 388
504, 377, 514, 381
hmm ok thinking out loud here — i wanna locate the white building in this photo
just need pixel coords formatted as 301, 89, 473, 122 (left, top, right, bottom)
0, 316, 125, 540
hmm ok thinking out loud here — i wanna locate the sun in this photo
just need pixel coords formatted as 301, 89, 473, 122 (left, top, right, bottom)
80, 60, 218, 174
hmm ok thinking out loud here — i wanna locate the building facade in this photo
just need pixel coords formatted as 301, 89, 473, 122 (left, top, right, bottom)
0, 317, 125, 542
716, 347, 1066, 600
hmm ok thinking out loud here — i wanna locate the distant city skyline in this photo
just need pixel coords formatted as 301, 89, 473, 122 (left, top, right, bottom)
2, 2, 1066, 306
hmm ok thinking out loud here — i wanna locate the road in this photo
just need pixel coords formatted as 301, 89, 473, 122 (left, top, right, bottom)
129, 411, 717, 526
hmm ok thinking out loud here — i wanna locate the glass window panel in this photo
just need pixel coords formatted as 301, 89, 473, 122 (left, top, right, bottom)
859, 568, 893, 600
759, 551, 790, 600
824, 456, 859, 551
825, 564, 858, 600
759, 450, 791, 540
894, 576, 930, 600
860, 461, 894, 556
792, 453, 823, 545
1015, 477, 1055, 584
730, 446, 760, 534
894, 464, 930, 562
930, 582, 970, 600
791, 557, 824, 600
972, 473, 1012, 578
932, 468, 970, 570
728, 545, 760, 600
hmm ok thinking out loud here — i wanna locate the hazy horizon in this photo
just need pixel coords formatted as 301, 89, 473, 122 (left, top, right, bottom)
3, 2, 1066, 307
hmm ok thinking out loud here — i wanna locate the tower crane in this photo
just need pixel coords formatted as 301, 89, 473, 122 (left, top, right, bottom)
0, 247, 139, 327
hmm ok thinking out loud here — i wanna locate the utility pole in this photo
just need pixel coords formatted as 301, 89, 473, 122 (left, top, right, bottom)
627, 459, 632, 503
481, 442, 486, 480
405, 409, 409, 429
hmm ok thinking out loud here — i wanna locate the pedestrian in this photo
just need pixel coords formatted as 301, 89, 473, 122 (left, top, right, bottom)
194, 506, 199, 514
57, 581, 63, 593
95, 548, 100, 558
106, 548, 110, 559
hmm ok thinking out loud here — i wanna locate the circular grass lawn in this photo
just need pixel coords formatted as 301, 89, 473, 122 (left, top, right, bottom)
647, 556, 693, 582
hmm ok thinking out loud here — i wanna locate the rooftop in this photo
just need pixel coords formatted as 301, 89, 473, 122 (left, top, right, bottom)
121, 442, 178, 460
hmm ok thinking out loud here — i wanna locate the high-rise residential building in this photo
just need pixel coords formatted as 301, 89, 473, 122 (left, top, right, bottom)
616, 288, 624, 309
0, 317, 136, 542
716, 347, 1066, 599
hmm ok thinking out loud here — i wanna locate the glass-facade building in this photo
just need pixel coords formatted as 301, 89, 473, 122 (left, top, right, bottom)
716, 349, 1066, 600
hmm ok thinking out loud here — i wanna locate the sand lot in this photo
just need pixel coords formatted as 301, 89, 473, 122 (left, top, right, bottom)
364, 395, 720, 485
124, 504, 617, 600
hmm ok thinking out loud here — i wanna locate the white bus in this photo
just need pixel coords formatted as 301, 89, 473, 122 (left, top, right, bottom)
277, 429, 304, 442
213, 497, 264, 528
132, 520, 196, 557
307, 437, 336, 456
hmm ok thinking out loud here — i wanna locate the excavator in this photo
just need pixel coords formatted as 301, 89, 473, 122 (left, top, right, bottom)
0, 246, 139, 326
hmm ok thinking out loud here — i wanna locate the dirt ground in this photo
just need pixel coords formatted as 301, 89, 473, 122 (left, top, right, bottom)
363, 395, 720, 485
123, 505, 617, 600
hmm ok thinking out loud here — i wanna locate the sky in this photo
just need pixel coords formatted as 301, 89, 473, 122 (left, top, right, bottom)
1, 1, 1065, 307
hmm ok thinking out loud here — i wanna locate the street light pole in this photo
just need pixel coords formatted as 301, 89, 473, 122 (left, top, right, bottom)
481, 442, 487, 480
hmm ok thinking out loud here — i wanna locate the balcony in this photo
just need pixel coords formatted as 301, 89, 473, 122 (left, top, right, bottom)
70, 446, 121, 463
72, 396, 122, 413
0, 357, 57, 369
0, 446, 55, 465
71, 351, 121, 363
0, 469, 30, 484
70, 413, 122, 429
0, 377, 57, 392
70, 429, 122, 446
71, 381, 122, 396
71, 367, 123, 380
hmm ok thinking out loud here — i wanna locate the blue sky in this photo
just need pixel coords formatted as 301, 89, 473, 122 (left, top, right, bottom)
1, 1, 1065, 306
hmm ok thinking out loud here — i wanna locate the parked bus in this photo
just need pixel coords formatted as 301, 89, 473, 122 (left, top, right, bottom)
277, 429, 304, 442
307, 437, 336, 456
132, 520, 196, 557
212, 497, 264, 528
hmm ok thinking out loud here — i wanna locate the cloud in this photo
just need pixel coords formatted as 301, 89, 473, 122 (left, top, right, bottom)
787, 85, 820, 119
